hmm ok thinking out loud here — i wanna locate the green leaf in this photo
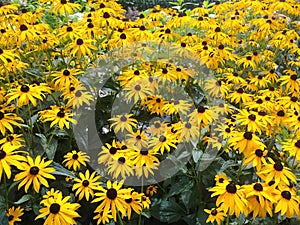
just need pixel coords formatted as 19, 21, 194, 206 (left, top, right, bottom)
151, 198, 185, 223
45, 139, 58, 160
14, 194, 32, 204
51, 161, 76, 178
167, 176, 194, 197
0, 208, 8, 225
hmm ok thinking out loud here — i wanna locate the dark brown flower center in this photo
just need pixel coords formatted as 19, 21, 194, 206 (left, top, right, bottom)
237, 87, 244, 93
0, 150, 6, 160
140, 148, 148, 155
295, 140, 300, 148
120, 115, 127, 122
57, 110, 65, 118
20, 24, 28, 31
30, 166, 39, 175
76, 38, 84, 45
274, 162, 283, 171
82, 180, 89, 187
253, 183, 263, 191
277, 110, 285, 117
185, 122, 192, 129
20, 85, 30, 93
72, 153, 79, 160
226, 183, 237, 193
109, 147, 117, 154
106, 188, 117, 200
211, 209, 217, 216
197, 106, 206, 113
134, 85, 141, 91
255, 149, 263, 157
8, 215, 14, 221
159, 135, 166, 142
290, 74, 297, 81
248, 114, 256, 121
50, 203, 61, 214
281, 191, 291, 200
118, 157, 125, 164
243, 132, 252, 140
63, 69, 70, 76
120, 33, 126, 39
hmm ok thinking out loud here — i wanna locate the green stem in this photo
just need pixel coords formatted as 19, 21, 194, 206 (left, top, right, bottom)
117, 211, 124, 225
225, 212, 230, 225
3, 174, 8, 210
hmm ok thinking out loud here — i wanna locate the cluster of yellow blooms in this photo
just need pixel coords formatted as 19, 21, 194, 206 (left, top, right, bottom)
0, 0, 299, 224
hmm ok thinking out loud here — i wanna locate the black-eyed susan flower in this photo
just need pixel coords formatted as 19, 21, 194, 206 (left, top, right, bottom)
235, 110, 264, 134
149, 133, 177, 154
209, 182, 248, 217
67, 38, 98, 58
214, 173, 231, 185
6, 206, 24, 225
39, 106, 76, 130
92, 180, 131, 221
274, 189, 299, 218
281, 138, 300, 161
0, 111, 23, 135
141, 194, 151, 209
0, 134, 24, 148
51, 68, 82, 89
7, 84, 45, 107
109, 114, 137, 133
72, 170, 101, 201
244, 182, 276, 209
228, 131, 266, 156
190, 105, 212, 127
36, 191, 81, 225
14, 155, 56, 193
243, 148, 267, 171
51, 0, 81, 16
258, 159, 296, 185
63, 150, 90, 171
124, 191, 143, 219
204, 208, 226, 225
108, 154, 134, 179
146, 185, 157, 196
227, 87, 253, 105
124, 79, 153, 103
126, 130, 148, 149
0, 145, 25, 181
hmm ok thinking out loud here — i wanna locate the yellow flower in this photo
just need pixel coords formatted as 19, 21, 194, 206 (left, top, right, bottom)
67, 38, 98, 58
6, 206, 24, 225
257, 159, 296, 185
39, 106, 77, 130
14, 155, 56, 193
0, 111, 23, 135
209, 182, 248, 217
92, 180, 131, 221
72, 170, 102, 201
36, 191, 81, 225
108, 114, 137, 133
204, 208, 226, 225
62, 150, 90, 171
7, 84, 46, 107
51, 0, 81, 15
0, 145, 25, 181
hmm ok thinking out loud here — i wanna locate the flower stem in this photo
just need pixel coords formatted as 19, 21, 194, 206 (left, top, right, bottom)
117, 211, 124, 225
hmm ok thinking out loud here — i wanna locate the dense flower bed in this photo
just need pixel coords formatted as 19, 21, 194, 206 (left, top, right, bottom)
0, 0, 300, 225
